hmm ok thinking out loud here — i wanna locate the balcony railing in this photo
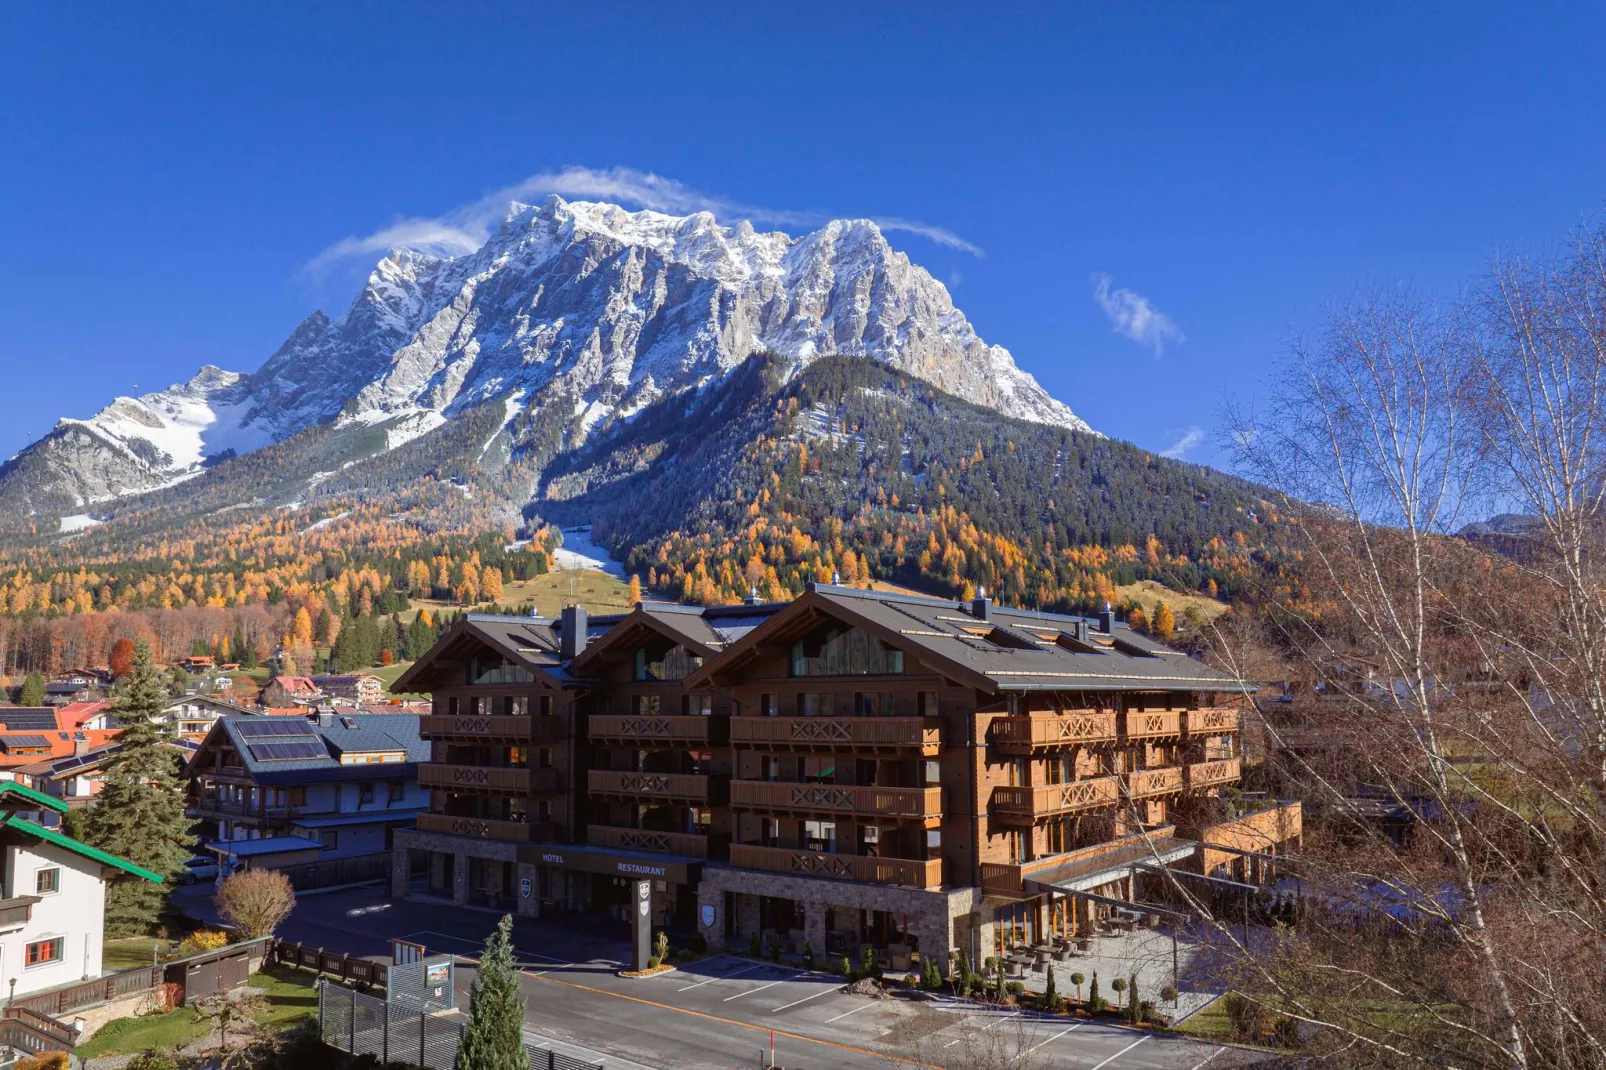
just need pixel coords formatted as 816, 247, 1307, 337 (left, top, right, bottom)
1122, 710, 1182, 741
0, 896, 40, 929
1124, 767, 1184, 798
588, 715, 710, 745
586, 770, 709, 804
419, 715, 562, 741
587, 825, 709, 859
416, 812, 531, 842
988, 711, 1118, 749
420, 765, 530, 793
729, 780, 941, 820
990, 776, 1120, 822
1184, 707, 1241, 735
193, 799, 299, 821
1185, 757, 1242, 791
728, 843, 941, 890
729, 717, 940, 751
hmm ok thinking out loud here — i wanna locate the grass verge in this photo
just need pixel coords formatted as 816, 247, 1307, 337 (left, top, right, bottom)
77, 964, 322, 1058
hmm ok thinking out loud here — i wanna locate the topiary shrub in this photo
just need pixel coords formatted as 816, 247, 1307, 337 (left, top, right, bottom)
1070, 971, 1086, 1002
645, 956, 660, 970
1160, 984, 1179, 1003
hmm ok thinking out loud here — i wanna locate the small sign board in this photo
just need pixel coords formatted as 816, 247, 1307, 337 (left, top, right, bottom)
386, 951, 456, 1013
520, 877, 532, 899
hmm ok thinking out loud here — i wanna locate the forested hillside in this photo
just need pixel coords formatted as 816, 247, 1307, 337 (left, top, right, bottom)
537, 354, 1274, 611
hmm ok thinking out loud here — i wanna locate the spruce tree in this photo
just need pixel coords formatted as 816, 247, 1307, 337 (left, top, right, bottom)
456, 914, 528, 1070
19, 671, 45, 707
86, 640, 193, 936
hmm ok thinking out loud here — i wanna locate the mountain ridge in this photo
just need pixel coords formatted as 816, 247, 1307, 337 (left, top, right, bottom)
0, 197, 1089, 526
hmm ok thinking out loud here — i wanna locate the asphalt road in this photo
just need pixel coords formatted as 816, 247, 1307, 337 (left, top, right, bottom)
174, 882, 1257, 1070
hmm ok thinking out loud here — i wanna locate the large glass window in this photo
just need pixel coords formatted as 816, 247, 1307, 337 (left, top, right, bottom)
790, 627, 904, 677
470, 655, 534, 685
798, 693, 834, 717
636, 646, 704, 681
854, 692, 895, 717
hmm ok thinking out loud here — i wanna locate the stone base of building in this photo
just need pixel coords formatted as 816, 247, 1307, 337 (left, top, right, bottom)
695, 864, 975, 970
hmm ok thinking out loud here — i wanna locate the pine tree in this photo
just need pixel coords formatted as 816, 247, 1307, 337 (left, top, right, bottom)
1043, 964, 1058, 1010
18, 671, 45, 707
85, 640, 193, 936
456, 914, 528, 1070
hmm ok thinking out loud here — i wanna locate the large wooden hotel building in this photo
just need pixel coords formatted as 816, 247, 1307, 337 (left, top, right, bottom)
390, 584, 1299, 965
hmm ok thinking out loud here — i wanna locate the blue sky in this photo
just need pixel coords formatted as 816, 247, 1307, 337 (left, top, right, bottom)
2, 3, 1603, 469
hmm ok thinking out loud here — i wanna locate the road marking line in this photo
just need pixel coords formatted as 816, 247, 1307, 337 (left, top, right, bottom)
822, 1002, 878, 1024
1189, 1045, 1227, 1070
678, 962, 764, 992
1024, 1023, 1080, 1054
1089, 1035, 1150, 1069
723, 979, 786, 1001
980, 1011, 1020, 1031
769, 986, 839, 1012
524, 972, 933, 1068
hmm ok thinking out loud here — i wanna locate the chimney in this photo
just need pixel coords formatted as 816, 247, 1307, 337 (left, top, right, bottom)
1097, 602, 1116, 633
972, 585, 992, 622
745, 585, 761, 606
1074, 620, 1090, 642
831, 571, 841, 585
561, 604, 587, 661
73, 739, 89, 757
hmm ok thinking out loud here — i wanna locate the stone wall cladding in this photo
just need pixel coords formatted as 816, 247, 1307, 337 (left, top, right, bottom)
696, 865, 975, 963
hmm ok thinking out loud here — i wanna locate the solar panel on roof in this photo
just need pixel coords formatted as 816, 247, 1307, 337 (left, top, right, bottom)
0, 711, 58, 730
1, 735, 52, 748
235, 719, 314, 738
247, 740, 327, 762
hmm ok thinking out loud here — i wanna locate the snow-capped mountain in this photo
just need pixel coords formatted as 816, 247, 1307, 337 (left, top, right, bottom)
1, 197, 1091, 521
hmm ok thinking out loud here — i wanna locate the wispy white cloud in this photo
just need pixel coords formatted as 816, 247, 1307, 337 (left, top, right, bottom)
1160, 425, 1206, 459
1092, 274, 1184, 354
305, 166, 982, 273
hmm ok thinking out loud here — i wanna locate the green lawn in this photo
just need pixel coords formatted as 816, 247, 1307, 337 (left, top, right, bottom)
77, 964, 322, 1058
1172, 995, 1236, 1042
102, 937, 173, 972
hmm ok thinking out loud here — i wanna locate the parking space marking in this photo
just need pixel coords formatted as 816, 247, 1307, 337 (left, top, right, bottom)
1189, 1045, 1226, 1069
723, 978, 786, 1001
823, 1001, 878, 1024
1024, 1023, 1081, 1054
1088, 1035, 1150, 1069
677, 962, 764, 992
769, 986, 841, 1013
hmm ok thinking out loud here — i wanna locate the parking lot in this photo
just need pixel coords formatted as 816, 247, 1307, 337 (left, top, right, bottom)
403, 925, 1251, 1070
177, 884, 1253, 1069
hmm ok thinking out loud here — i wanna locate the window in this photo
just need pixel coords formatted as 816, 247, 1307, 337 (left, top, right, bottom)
537, 748, 552, 769
760, 693, 777, 717
320, 830, 340, 849
539, 696, 553, 717
537, 800, 552, 822
802, 820, 836, 852
360, 784, 375, 804
26, 938, 62, 967
34, 868, 59, 895
447, 696, 459, 716
918, 691, 939, 718
288, 787, 307, 807
798, 693, 833, 717
388, 781, 405, 803
633, 694, 661, 716
636, 646, 704, 681
854, 692, 895, 717
683, 693, 713, 716
790, 627, 904, 677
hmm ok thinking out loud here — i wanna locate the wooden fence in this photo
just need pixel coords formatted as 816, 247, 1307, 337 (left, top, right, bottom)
271, 939, 390, 988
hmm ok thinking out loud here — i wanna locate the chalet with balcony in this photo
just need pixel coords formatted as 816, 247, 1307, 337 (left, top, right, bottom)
388, 586, 1299, 969
185, 713, 428, 875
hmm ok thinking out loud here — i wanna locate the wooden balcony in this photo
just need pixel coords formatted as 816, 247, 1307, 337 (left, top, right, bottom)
990, 776, 1120, 823
588, 714, 709, 745
416, 812, 531, 842
1124, 767, 1184, 798
419, 715, 562, 741
728, 843, 941, 890
979, 862, 1025, 899
988, 711, 1117, 750
1184, 707, 1241, 736
587, 825, 709, 859
586, 770, 709, 804
420, 765, 532, 793
1185, 758, 1242, 791
0, 896, 39, 930
729, 780, 941, 821
1121, 709, 1182, 741
729, 717, 939, 752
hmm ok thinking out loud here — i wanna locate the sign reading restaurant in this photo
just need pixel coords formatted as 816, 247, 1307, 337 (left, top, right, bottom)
519, 844, 696, 885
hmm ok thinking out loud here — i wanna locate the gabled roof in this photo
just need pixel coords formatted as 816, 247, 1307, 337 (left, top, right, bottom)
392, 614, 584, 692
684, 584, 1251, 694
59, 701, 111, 729
0, 780, 69, 813
569, 602, 730, 673
188, 713, 425, 786
0, 814, 163, 882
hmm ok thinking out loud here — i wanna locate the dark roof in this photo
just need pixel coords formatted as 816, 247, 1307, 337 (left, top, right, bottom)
190, 713, 425, 787
0, 709, 59, 731
685, 584, 1251, 694
0, 735, 53, 750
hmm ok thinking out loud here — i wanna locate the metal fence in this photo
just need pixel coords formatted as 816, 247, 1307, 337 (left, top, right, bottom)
318, 982, 600, 1070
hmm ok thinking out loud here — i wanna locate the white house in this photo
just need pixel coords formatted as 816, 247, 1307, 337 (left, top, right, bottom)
159, 695, 256, 739
0, 782, 161, 996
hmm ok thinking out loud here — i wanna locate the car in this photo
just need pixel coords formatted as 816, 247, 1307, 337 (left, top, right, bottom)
178, 854, 219, 885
